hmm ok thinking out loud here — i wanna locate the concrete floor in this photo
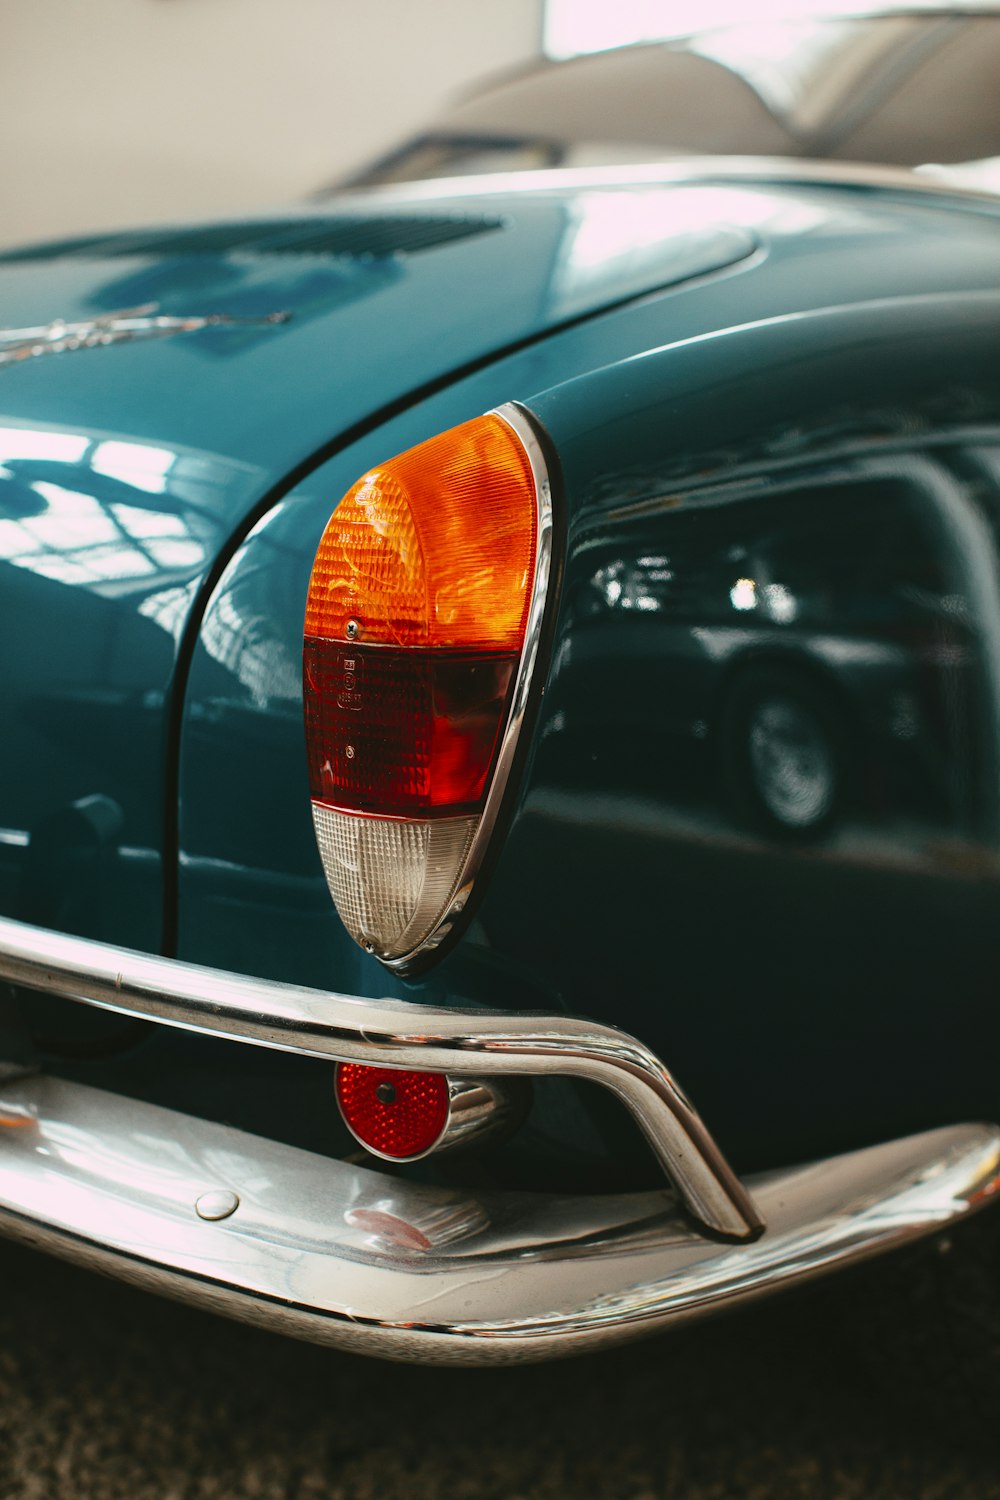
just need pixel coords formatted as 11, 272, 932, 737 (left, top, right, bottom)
0, 1227, 996, 1500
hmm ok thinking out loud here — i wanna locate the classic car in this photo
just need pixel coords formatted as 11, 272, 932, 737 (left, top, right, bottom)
350, 6, 1000, 186
0, 9, 999, 1368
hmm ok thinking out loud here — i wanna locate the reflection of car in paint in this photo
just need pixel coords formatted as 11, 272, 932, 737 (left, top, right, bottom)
0, 11, 999, 1373
564, 458, 989, 842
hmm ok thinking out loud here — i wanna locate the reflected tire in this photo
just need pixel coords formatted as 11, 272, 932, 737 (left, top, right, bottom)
722, 666, 848, 840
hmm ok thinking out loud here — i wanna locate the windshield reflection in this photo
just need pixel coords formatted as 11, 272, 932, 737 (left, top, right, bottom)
0, 424, 218, 609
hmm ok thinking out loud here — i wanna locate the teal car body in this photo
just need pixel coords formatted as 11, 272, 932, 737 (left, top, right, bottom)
1, 161, 999, 1359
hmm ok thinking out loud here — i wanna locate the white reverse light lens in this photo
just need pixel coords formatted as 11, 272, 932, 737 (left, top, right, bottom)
312, 805, 478, 959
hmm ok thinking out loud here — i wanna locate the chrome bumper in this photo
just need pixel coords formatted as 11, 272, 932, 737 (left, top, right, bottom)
0, 1075, 996, 1364
0, 914, 759, 1240
0, 914, 997, 1363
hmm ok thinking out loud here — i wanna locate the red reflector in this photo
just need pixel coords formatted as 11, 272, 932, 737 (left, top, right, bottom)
304, 641, 516, 816
336, 1063, 450, 1160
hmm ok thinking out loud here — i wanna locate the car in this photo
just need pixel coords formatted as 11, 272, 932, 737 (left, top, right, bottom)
0, 9, 999, 1368
348, 7, 1000, 188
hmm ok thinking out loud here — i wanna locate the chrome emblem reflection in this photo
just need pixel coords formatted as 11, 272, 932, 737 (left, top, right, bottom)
0, 302, 290, 366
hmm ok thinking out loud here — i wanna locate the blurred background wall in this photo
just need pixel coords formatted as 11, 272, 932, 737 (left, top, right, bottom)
0, 0, 543, 249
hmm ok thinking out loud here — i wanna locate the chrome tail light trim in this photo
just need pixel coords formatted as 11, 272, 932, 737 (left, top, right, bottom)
382, 401, 555, 970
0, 913, 760, 1240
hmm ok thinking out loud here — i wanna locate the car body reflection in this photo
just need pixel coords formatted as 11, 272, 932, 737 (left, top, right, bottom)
550, 445, 1000, 860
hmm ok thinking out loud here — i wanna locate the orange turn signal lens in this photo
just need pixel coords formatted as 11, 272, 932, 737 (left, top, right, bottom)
304, 413, 536, 650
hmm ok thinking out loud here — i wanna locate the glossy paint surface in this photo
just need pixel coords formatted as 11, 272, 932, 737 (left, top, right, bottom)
0, 187, 754, 968
6, 174, 1000, 1175
172, 181, 1000, 1171
0, 429, 257, 946
511, 292, 1000, 1169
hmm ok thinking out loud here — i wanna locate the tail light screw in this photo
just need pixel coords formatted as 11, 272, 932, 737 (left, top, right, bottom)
345, 618, 359, 639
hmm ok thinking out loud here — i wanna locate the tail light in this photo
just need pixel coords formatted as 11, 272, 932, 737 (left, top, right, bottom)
303, 404, 552, 966
335, 1062, 528, 1161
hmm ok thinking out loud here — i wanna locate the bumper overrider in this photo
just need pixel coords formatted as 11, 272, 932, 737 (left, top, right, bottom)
0, 915, 997, 1364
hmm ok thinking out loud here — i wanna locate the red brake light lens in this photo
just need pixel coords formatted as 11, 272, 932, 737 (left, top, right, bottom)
335, 1063, 450, 1160
303, 645, 516, 816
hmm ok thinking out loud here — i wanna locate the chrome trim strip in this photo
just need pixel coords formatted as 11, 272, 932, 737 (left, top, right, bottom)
383, 400, 554, 969
0, 1075, 995, 1364
0, 913, 760, 1240
344, 155, 1000, 208
0, 303, 290, 367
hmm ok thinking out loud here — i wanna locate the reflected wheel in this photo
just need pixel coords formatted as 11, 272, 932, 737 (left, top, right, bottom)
723, 667, 847, 839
